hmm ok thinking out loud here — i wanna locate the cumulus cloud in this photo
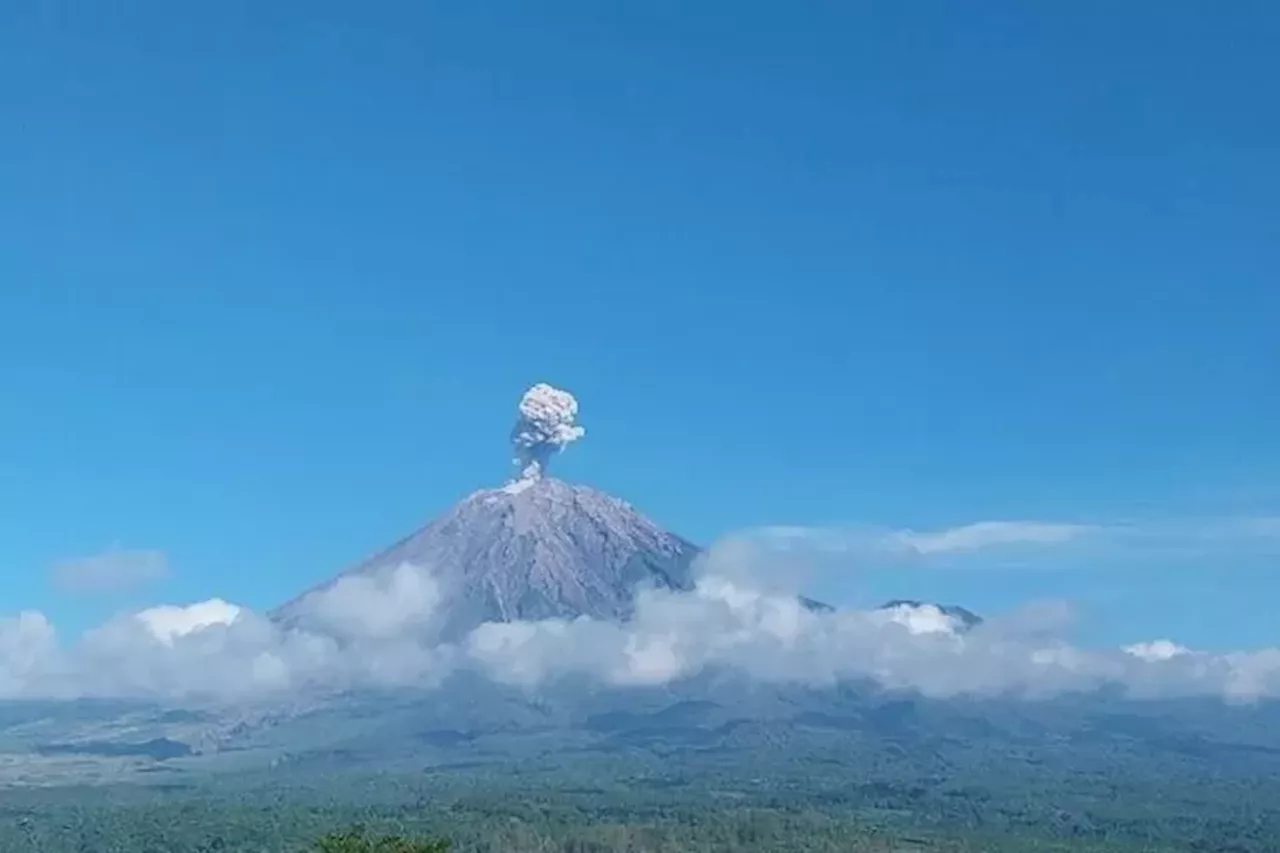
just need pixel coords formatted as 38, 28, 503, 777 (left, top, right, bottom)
0, 613, 58, 698
458, 573, 1280, 702
509, 383, 585, 485
4, 542, 1280, 705
299, 562, 443, 641
52, 547, 169, 593
875, 601, 965, 635
135, 599, 242, 645
45, 562, 457, 702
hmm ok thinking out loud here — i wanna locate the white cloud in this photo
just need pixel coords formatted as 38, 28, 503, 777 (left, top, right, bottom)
0, 612, 59, 698
4, 541, 1280, 704
750, 515, 1280, 569
52, 547, 168, 592
1124, 639, 1190, 662
874, 602, 963, 635
886, 521, 1094, 555
297, 562, 443, 641
750, 520, 1098, 562
32, 563, 457, 702
135, 599, 242, 645
459, 564, 1280, 702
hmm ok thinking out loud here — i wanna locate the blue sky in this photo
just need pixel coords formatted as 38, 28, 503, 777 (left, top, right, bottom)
1, 3, 1277, 650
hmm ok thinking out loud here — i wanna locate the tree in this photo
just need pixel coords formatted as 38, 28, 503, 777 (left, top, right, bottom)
314, 826, 452, 853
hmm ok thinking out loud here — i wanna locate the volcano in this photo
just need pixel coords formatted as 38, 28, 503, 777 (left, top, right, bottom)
272, 476, 701, 641
275, 384, 702, 641
269, 383, 918, 644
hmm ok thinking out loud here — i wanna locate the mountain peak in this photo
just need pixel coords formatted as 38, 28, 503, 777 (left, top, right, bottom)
878, 599, 983, 632
273, 384, 699, 644
272, 477, 700, 642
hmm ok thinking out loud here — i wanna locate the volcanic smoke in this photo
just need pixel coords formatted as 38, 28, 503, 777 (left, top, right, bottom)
509, 383, 585, 485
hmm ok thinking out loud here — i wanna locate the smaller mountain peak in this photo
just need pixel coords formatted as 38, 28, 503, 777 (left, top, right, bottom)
879, 600, 983, 633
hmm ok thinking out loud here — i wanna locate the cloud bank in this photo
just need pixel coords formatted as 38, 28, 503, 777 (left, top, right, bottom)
4, 535, 1280, 705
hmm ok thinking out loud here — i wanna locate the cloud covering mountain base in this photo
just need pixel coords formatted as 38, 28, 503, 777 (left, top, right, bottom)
4, 539, 1279, 705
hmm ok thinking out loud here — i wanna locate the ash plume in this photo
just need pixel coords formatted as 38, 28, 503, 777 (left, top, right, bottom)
509, 383, 586, 484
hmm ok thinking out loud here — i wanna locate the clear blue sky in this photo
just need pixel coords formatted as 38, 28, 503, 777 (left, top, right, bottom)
2, 3, 1276, 648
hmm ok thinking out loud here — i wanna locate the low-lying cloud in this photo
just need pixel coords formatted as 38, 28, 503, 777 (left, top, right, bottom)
134, 599, 242, 645
4, 537, 1280, 705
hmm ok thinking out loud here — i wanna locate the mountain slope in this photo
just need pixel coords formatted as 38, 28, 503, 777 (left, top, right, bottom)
272, 477, 701, 641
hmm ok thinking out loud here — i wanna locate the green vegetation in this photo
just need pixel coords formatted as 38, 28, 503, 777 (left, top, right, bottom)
314, 827, 450, 853
6, 695, 1280, 853
0, 766, 1271, 853
5, 682, 1280, 850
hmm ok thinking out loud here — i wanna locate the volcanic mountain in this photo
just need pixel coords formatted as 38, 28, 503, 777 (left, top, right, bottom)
270, 383, 955, 643
272, 476, 702, 641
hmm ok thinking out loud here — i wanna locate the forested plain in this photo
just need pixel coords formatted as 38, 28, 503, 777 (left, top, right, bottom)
5, 686, 1280, 852
2, 755, 1276, 853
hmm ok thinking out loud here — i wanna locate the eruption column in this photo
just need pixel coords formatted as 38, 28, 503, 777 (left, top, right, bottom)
509, 383, 585, 485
